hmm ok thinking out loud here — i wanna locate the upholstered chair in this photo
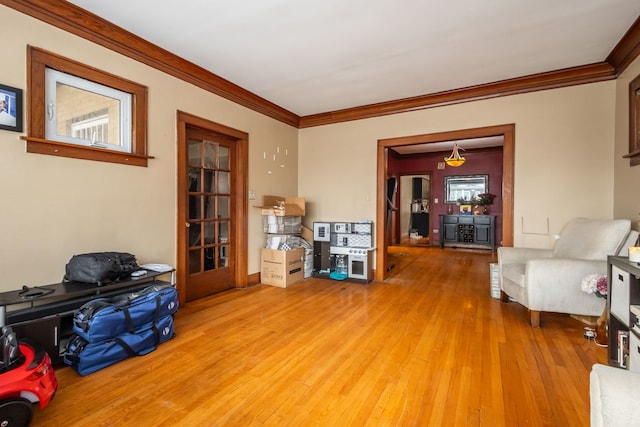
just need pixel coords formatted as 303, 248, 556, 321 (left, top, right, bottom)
498, 218, 637, 327
590, 363, 640, 427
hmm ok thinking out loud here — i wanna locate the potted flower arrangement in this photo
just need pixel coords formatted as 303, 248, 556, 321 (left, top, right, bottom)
581, 273, 608, 299
460, 193, 496, 214
581, 273, 608, 345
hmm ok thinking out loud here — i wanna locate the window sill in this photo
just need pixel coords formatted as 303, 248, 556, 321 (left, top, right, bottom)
623, 149, 640, 166
21, 136, 154, 167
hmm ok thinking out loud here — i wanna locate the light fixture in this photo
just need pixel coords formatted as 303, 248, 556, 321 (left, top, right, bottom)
444, 143, 466, 167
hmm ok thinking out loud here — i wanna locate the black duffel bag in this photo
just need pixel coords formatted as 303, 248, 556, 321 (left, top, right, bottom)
64, 252, 139, 285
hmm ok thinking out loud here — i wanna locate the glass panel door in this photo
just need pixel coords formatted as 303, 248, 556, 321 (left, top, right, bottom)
185, 126, 234, 300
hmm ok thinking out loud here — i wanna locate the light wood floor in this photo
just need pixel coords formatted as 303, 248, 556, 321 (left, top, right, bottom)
31, 246, 607, 426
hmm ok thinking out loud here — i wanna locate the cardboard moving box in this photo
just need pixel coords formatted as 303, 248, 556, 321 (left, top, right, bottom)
255, 195, 305, 217
260, 248, 305, 288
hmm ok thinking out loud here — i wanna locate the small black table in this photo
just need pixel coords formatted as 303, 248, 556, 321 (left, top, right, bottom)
0, 269, 175, 326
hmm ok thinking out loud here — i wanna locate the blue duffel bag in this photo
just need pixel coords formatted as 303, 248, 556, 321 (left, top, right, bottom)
63, 314, 175, 376
73, 283, 178, 342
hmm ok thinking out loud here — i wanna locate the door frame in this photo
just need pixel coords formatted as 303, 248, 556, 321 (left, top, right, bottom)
376, 124, 515, 281
176, 111, 249, 306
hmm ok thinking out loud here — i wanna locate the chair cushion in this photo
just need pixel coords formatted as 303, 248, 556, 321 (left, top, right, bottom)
553, 218, 631, 260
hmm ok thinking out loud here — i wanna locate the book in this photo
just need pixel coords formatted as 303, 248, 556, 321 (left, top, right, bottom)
618, 330, 630, 368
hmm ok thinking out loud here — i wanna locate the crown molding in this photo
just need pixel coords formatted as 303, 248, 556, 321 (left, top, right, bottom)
3, 1, 639, 129
1, 0, 300, 127
607, 15, 640, 76
298, 63, 616, 128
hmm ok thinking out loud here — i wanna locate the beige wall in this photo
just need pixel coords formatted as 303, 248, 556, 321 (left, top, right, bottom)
299, 81, 618, 249
614, 55, 640, 230
1, 5, 637, 292
0, 6, 298, 290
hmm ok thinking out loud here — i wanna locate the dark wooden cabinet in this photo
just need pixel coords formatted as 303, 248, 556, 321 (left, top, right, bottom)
412, 177, 428, 200
11, 316, 62, 364
439, 214, 495, 250
410, 212, 429, 237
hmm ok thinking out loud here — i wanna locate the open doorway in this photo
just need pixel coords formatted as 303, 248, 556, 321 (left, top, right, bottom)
375, 124, 515, 281
398, 174, 431, 246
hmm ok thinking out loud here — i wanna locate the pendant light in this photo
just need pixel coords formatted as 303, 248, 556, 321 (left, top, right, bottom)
444, 143, 465, 167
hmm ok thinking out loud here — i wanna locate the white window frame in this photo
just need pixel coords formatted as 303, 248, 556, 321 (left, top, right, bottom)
45, 68, 132, 153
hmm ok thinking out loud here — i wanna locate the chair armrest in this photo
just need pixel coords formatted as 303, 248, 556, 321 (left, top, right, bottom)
525, 258, 607, 311
497, 247, 552, 265
591, 363, 640, 427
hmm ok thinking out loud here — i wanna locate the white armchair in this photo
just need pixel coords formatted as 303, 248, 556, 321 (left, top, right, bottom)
498, 218, 638, 327
590, 363, 640, 427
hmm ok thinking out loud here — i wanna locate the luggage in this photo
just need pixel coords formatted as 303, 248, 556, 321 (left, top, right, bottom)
63, 283, 178, 376
73, 284, 178, 342
63, 315, 174, 376
64, 252, 140, 285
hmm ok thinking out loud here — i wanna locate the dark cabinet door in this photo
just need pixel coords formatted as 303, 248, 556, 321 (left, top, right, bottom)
11, 315, 61, 365
443, 223, 458, 242
313, 241, 331, 275
474, 225, 491, 244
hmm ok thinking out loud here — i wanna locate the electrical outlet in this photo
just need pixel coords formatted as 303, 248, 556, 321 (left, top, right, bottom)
434, 198, 438, 203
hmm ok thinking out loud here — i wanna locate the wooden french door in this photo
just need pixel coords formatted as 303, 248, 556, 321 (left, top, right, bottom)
177, 112, 249, 304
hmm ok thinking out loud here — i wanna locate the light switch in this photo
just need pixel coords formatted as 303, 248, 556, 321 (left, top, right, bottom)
248, 190, 256, 200
434, 198, 438, 204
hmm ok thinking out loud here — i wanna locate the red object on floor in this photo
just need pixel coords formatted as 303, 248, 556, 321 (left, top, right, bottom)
0, 340, 58, 426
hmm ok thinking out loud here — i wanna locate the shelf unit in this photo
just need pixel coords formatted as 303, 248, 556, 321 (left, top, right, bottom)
607, 256, 640, 370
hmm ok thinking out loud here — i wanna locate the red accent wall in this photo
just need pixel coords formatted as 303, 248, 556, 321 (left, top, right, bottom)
388, 148, 503, 246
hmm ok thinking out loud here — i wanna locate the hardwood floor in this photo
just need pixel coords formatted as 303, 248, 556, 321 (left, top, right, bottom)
31, 246, 607, 426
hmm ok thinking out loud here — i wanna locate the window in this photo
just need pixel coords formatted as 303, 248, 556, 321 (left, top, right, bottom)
45, 68, 132, 152
26, 46, 150, 166
626, 73, 640, 166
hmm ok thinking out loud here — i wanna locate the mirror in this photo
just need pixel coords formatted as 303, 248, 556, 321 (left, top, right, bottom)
444, 175, 488, 203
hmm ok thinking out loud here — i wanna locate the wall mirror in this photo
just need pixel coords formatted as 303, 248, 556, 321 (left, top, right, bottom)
444, 175, 488, 203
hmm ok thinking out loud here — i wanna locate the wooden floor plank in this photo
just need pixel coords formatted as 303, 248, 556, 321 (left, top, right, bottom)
30, 246, 607, 426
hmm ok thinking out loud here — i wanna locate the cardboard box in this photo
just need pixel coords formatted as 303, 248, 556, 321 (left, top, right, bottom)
301, 226, 313, 243
260, 248, 305, 287
255, 195, 305, 217
262, 215, 302, 234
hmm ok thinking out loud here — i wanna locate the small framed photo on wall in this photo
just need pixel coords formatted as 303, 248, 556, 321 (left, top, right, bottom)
0, 83, 23, 133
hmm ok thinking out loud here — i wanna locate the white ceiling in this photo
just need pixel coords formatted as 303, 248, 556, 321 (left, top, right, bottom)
391, 136, 504, 155
66, 0, 640, 118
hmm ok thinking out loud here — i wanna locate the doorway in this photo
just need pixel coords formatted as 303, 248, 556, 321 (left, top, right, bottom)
376, 124, 515, 281
399, 174, 431, 246
176, 112, 249, 305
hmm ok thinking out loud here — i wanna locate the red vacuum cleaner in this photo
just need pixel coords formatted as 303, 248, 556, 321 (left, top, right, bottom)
0, 326, 57, 427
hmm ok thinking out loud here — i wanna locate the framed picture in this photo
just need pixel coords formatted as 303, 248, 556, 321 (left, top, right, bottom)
459, 204, 472, 215
0, 83, 23, 132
